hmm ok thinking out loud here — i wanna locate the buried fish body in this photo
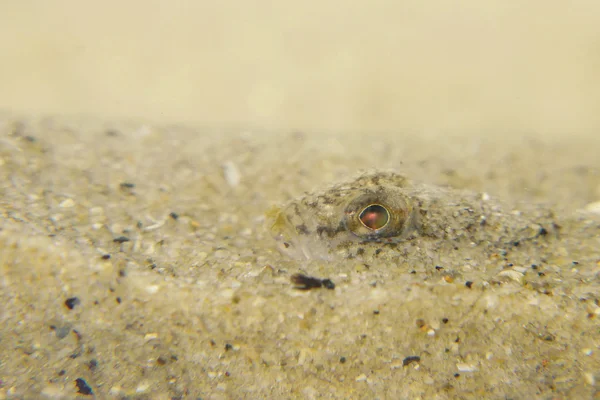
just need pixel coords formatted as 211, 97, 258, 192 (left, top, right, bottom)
267, 171, 556, 264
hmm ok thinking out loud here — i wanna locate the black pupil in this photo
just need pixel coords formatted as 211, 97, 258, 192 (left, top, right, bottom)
359, 205, 389, 230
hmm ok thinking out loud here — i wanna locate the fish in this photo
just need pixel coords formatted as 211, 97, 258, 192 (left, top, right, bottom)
267, 171, 557, 268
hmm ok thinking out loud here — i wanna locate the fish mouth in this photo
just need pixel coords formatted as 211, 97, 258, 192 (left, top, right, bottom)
265, 205, 345, 260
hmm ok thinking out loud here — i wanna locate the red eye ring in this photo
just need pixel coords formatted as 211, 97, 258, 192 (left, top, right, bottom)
358, 204, 390, 230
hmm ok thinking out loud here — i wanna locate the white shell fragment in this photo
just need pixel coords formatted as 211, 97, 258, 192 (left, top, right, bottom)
222, 161, 241, 187
59, 198, 75, 208
583, 201, 600, 215
456, 363, 479, 372
497, 269, 524, 283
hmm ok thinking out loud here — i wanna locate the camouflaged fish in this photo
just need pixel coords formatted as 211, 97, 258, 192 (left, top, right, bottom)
267, 171, 554, 262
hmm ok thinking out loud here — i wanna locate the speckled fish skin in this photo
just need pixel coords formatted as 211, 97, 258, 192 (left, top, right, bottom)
268, 171, 552, 263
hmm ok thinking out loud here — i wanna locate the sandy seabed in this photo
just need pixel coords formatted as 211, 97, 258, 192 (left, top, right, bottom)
0, 113, 599, 399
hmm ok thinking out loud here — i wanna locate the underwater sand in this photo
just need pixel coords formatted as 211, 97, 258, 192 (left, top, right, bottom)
0, 114, 599, 399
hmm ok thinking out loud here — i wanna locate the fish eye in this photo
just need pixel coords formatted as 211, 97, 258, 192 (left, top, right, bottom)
344, 190, 414, 240
358, 204, 390, 230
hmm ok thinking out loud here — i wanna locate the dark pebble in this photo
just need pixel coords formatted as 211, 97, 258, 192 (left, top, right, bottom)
88, 359, 98, 371
435, 265, 444, 271
339, 356, 347, 364
442, 318, 449, 324
465, 281, 473, 288
322, 279, 335, 290
225, 343, 233, 351
113, 236, 130, 243
101, 254, 111, 260
75, 378, 93, 395
119, 182, 135, 189
64, 297, 80, 310
402, 356, 421, 366
291, 273, 336, 290
54, 324, 72, 339
169, 212, 179, 220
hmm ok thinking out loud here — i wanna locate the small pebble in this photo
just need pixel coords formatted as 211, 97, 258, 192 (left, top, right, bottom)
497, 269, 524, 283
214, 249, 229, 258
222, 161, 241, 187
59, 198, 75, 208
64, 297, 80, 310
146, 285, 160, 294
54, 324, 72, 339
402, 356, 421, 366
456, 363, 478, 372
136, 381, 150, 393
75, 378, 93, 395
322, 279, 335, 289
291, 274, 335, 290
584, 201, 600, 215
583, 372, 595, 386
